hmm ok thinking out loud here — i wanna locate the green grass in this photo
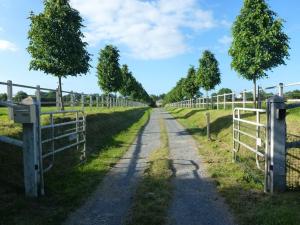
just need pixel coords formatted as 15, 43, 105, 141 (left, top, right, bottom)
0, 106, 150, 225
167, 107, 300, 225
126, 118, 173, 225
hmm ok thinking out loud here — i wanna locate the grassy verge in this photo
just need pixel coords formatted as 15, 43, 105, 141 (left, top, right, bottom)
0, 107, 150, 225
167, 107, 300, 225
127, 118, 173, 225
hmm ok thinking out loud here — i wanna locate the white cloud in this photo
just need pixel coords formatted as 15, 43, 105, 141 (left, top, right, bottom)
218, 35, 232, 45
70, 0, 217, 60
0, 40, 18, 52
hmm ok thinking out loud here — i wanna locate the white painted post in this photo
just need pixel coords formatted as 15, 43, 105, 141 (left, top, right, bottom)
223, 94, 226, 109
278, 83, 284, 97
96, 95, 99, 107
205, 112, 211, 140
243, 90, 246, 108
232, 92, 235, 110
70, 91, 74, 107
217, 95, 219, 110
81, 93, 85, 109
7, 80, 13, 119
89, 95, 92, 108
266, 95, 286, 193
22, 99, 42, 197
56, 89, 59, 109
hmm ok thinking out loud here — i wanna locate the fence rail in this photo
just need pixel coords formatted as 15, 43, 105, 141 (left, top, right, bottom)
166, 81, 300, 110
0, 80, 147, 108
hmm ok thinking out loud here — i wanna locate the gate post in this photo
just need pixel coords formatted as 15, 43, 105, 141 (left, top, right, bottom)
267, 95, 286, 192
21, 98, 42, 197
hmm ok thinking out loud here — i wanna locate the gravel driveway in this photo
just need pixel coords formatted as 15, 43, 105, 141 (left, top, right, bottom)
64, 109, 161, 225
162, 110, 236, 225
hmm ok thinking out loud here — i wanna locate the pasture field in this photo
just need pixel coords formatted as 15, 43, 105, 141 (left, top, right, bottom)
167, 107, 300, 225
0, 106, 150, 225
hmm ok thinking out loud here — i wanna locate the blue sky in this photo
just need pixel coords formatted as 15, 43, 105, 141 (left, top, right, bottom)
0, 0, 299, 96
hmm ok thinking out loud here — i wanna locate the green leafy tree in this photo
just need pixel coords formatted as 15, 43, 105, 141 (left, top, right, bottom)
120, 64, 134, 97
28, 0, 90, 110
182, 66, 199, 99
0, 93, 7, 101
14, 91, 28, 102
197, 50, 221, 96
218, 88, 232, 95
229, 0, 289, 106
97, 45, 122, 95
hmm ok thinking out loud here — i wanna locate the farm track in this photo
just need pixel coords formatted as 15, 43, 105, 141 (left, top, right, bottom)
163, 110, 236, 225
65, 109, 235, 225
64, 109, 161, 225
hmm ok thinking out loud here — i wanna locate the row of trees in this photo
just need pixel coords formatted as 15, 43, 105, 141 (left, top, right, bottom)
27, 0, 150, 110
97, 45, 151, 103
164, 50, 221, 104
164, 0, 289, 106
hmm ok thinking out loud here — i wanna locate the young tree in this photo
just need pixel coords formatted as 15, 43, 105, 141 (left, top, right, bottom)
28, 0, 90, 110
182, 66, 199, 99
197, 50, 221, 96
14, 91, 28, 102
218, 88, 232, 95
0, 93, 7, 101
229, 0, 289, 106
97, 45, 122, 95
120, 64, 134, 97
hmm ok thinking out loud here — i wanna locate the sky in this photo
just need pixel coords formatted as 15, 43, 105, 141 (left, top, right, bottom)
0, 0, 299, 96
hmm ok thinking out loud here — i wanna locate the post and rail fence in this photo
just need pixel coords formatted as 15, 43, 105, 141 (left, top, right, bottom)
0, 80, 147, 109
0, 80, 148, 197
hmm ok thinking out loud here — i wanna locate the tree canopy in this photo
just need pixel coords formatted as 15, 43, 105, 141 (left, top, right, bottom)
28, 0, 91, 109
197, 50, 221, 92
28, 0, 90, 77
229, 0, 289, 105
97, 45, 122, 94
182, 66, 199, 99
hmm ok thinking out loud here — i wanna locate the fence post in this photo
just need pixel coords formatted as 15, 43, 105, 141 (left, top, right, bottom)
70, 91, 74, 107
90, 95, 93, 108
56, 89, 60, 109
35, 85, 41, 105
232, 92, 235, 110
278, 83, 284, 97
96, 95, 99, 107
217, 95, 219, 110
22, 98, 42, 197
223, 94, 226, 109
205, 112, 211, 140
266, 95, 286, 192
257, 86, 262, 109
7, 80, 13, 119
81, 93, 85, 109
243, 90, 246, 108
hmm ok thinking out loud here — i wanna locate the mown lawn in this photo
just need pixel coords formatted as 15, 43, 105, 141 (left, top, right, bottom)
167, 107, 300, 225
0, 106, 150, 225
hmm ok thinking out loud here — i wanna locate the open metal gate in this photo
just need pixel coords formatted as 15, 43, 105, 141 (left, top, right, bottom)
233, 107, 270, 192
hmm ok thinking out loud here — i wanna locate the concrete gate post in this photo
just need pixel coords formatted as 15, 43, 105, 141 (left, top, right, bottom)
267, 95, 286, 192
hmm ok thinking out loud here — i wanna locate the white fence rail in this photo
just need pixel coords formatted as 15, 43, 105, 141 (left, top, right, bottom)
166, 82, 300, 110
0, 80, 147, 108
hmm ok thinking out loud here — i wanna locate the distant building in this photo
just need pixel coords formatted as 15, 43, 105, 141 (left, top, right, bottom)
156, 99, 163, 107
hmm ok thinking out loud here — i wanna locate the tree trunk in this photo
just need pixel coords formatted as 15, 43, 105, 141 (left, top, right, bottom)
58, 76, 64, 111
253, 78, 257, 108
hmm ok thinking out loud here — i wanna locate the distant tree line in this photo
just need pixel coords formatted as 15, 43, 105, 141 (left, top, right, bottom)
164, 50, 221, 104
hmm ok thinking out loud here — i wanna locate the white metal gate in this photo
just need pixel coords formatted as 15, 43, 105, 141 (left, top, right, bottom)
233, 107, 270, 192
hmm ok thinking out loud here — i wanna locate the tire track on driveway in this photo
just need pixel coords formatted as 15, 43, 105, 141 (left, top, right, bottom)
162, 110, 236, 225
